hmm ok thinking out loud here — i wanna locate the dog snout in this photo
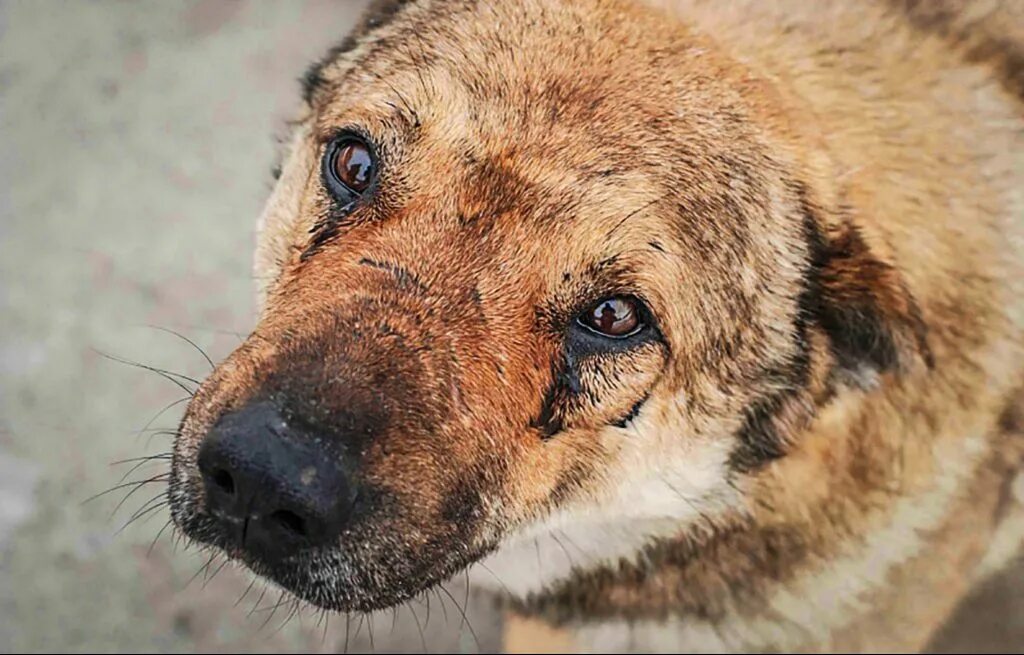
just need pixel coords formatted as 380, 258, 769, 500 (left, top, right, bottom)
197, 400, 355, 562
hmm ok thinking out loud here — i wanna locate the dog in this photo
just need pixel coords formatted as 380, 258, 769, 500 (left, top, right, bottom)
168, 0, 1024, 650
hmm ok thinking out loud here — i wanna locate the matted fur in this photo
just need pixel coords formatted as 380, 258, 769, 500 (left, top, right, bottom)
170, 0, 1024, 651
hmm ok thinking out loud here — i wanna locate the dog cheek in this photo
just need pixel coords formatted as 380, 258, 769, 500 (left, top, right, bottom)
254, 125, 320, 307
562, 344, 666, 429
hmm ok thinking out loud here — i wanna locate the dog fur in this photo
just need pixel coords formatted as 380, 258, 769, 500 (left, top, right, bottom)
169, 0, 1024, 651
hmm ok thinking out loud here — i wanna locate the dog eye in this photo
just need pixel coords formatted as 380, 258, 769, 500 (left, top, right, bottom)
324, 137, 375, 196
578, 297, 643, 338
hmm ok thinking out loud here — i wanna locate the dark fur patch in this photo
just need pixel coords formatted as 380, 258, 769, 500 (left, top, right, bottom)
997, 389, 1023, 435
358, 257, 429, 293
463, 155, 543, 223
891, 0, 1024, 102
531, 363, 567, 439
730, 182, 933, 472
437, 453, 509, 546
301, 202, 358, 261
612, 395, 648, 428
816, 229, 900, 372
990, 392, 1024, 525
730, 393, 792, 472
518, 519, 813, 625
798, 186, 932, 375
440, 471, 484, 528
728, 190, 818, 471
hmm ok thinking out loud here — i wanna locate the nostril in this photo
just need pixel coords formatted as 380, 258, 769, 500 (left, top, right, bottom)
270, 509, 307, 537
210, 468, 235, 495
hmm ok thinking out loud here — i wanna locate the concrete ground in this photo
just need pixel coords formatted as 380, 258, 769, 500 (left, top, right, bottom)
0, 1, 500, 652
0, 1, 1019, 653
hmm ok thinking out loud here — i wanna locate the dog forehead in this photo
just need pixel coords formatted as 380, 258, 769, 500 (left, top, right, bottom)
276, 0, 788, 316
309, 0, 704, 140
307, 67, 686, 247
307, 7, 768, 223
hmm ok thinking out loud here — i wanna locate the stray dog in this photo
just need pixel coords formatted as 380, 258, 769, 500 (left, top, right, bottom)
169, 0, 1024, 650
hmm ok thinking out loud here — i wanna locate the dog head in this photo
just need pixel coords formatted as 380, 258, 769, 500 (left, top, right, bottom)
169, 0, 929, 612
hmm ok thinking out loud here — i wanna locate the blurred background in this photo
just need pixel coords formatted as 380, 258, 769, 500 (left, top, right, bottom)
0, 1, 1019, 652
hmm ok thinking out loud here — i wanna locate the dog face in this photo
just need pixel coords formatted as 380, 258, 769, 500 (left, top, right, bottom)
169, 0, 926, 612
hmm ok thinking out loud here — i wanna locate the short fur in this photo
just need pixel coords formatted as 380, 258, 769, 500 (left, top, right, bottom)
170, 0, 1024, 651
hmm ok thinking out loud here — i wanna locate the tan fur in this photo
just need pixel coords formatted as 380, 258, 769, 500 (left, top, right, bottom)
170, 0, 1024, 651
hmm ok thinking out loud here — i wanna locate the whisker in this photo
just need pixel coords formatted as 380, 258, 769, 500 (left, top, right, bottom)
113, 458, 167, 489
375, 73, 421, 129
318, 608, 330, 647
144, 429, 181, 449
116, 500, 169, 535
353, 612, 365, 642
110, 453, 172, 466
607, 197, 661, 237
235, 577, 258, 608
408, 602, 428, 654
659, 474, 719, 534
92, 348, 198, 396
555, 529, 589, 557
439, 583, 480, 651
258, 590, 289, 630
270, 598, 302, 637
251, 594, 290, 616
114, 486, 166, 523
147, 518, 174, 556
548, 532, 576, 569
366, 611, 375, 651
248, 583, 271, 618
476, 562, 512, 596
159, 323, 246, 343
82, 473, 170, 506
185, 552, 218, 590
112, 474, 167, 515
147, 325, 215, 370
202, 556, 230, 589
433, 586, 450, 624
135, 397, 191, 446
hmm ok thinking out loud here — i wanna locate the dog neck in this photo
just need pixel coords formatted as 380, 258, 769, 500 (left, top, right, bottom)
473, 393, 1016, 651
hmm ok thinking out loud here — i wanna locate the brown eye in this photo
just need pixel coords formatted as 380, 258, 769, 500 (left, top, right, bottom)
579, 297, 642, 338
328, 139, 375, 194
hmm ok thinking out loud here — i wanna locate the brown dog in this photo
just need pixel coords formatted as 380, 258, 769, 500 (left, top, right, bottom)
168, 0, 1024, 651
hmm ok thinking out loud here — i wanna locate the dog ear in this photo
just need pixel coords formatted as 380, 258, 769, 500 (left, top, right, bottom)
802, 208, 933, 385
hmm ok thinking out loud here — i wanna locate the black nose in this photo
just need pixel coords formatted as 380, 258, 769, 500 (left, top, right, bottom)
197, 400, 354, 561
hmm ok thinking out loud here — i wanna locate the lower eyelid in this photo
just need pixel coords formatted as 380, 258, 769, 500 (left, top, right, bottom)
567, 323, 656, 356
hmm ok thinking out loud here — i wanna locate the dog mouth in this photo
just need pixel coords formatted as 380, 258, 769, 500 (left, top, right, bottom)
168, 453, 499, 613
171, 515, 498, 613
174, 516, 355, 611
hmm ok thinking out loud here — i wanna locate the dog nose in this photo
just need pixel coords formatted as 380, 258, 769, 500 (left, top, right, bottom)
197, 400, 354, 561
